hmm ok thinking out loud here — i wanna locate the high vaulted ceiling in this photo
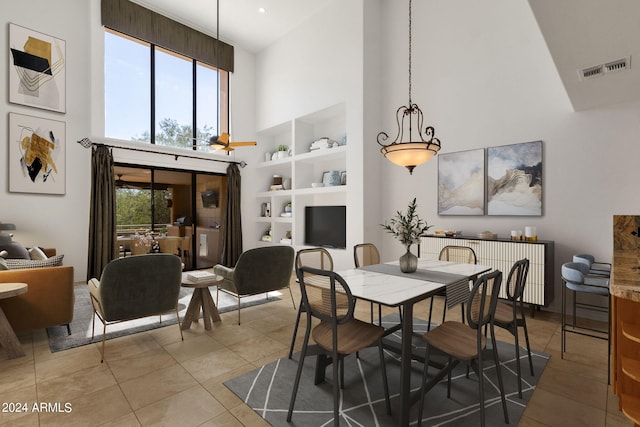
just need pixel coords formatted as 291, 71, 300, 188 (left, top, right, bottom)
131, 0, 333, 54
131, 0, 640, 112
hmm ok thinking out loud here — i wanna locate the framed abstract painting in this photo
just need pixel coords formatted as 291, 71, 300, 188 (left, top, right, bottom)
487, 140, 542, 216
9, 113, 66, 195
8, 23, 66, 113
438, 148, 485, 215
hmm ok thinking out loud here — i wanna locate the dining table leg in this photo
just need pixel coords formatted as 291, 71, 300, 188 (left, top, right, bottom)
398, 301, 413, 427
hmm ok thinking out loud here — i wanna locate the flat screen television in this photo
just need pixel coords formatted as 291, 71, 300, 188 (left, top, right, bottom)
201, 190, 218, 208
304, 205, 346, 249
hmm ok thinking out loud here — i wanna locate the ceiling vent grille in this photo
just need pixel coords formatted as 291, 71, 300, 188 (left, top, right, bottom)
581, 65, 603, 80
579, 56, 631, 81
605, 57, 629, 73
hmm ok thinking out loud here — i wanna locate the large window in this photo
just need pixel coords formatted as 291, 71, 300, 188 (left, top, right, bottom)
104, 29, 228, 148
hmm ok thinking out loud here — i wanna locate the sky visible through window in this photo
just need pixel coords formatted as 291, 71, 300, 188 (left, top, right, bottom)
105, 31, 218, 143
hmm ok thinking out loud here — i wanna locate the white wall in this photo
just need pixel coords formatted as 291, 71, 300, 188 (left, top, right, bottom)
376, 0, 640, 313
248, 0, 366, 270
1, 0, 93, 281
2, 0, 256, 282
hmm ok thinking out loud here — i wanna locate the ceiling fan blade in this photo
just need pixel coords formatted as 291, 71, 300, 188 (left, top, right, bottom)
229, 141, 257, 147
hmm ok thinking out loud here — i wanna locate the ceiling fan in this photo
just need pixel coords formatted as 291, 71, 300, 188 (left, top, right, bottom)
115, 174, 144, 189
192, 132, 257, 151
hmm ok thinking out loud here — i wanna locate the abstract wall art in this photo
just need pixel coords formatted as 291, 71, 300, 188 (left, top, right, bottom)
438, 149, 485, 215
9, 23, 66, 113
487, 140, 542, 216
9, 113, 66, 195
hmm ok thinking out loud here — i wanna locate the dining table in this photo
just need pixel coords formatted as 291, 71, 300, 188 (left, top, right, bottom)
337, 258, 492, 426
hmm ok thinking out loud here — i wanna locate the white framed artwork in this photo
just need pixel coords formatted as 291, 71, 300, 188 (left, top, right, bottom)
9, 112, 66, 195
8, 23, 66, 113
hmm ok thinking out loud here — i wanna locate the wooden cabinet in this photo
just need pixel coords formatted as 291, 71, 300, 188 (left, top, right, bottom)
419, 235, 554, 307
254, 103, 347, 247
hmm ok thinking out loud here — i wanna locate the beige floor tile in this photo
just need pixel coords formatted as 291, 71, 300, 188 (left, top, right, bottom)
37, 364, 117, 403
119, 363, 198, 410
197, 410, 244, 427
523, 386, 606, 426
201, 381, 245, 410
0, 357, 35, 395
226, 335, 287, 364
536, 364, 608, 410
180, 347, 253, 383
0, 412, 39, 427
37, 384, 131, 427
147, 323, 185, 347
99, 331, 162, 362
98, 412, 141, 427
163, 334, 225, 363
229, 403, 271, 427
34, 345, 103, 383
606, 410, 634, 427
134, 385, 225, 427
0, 385, 37, 426
107, 348, 177, 383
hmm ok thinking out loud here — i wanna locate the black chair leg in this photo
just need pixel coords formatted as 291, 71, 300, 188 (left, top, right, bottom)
287, 318, 311, 422
66, 323, 71, 335
427, 297, 435, 331
417, 343, 432, 427
491, 325, 510, 424
378, 341, 391, 415
288, 298, 304, 359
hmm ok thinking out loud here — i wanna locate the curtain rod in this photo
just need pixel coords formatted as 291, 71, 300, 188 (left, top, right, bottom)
77, 137, 247, 167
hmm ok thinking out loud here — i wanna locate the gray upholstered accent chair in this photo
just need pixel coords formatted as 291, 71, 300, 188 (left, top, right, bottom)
214, 246, 295, 324
89, 253, 184, 362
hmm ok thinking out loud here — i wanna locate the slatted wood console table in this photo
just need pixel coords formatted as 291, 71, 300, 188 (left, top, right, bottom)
419, 235, 555, 309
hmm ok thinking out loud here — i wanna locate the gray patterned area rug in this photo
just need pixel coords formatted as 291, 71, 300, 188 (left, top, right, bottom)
46, 284, 280, 352
224, 314, 549, 426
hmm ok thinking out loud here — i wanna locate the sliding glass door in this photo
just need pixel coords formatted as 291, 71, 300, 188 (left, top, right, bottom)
114, 164, 226, 270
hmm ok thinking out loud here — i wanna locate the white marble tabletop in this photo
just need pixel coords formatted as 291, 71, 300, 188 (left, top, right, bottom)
338, 259, 491, 306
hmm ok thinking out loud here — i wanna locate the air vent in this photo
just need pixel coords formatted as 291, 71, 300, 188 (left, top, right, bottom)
581, 65, 603, 80
605, 57, 630, 73
579, 56, 631, 81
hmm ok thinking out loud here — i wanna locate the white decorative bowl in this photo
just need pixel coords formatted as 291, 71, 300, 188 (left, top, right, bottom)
311, 182, 324, 188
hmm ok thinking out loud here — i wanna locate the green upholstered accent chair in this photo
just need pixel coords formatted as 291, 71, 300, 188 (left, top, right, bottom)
214, 246, 295, 324
89, 253, 184, 362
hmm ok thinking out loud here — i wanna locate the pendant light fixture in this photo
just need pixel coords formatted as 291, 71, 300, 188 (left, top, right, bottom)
377, 0, 441, 175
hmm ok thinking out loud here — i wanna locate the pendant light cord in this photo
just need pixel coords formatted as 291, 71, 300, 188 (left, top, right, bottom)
408, 0, 412, 105
216, 0, 220, 140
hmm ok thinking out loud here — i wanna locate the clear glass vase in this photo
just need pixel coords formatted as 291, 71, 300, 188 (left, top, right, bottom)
399, 245, 418, 273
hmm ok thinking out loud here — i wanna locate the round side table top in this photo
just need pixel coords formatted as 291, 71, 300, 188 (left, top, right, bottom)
181, 272, 222, 288
0, 283, 28, 300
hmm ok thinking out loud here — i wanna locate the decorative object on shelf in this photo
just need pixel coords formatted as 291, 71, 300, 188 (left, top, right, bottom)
376, 0, 441, 175
524, 226, 537, 241
340, 171, 347, 185
310, 137, 336, 151
284, 201, 292, 214
276, 144, 289, 159
438, 149, 485, 215
261, 202, 271, 217
510, 230, 523, 241
264, 152, 271, 162
311, 182, 324, 188
272, 175, 282, 185
445, 230, 461, 237
477, 230, 497, 239
261, 227, 272, 242
322, 170, 342, 186
382, 198, 432, 273
282, 177, 291, 190
9, 23, 66, 113
487, 140, 542, 216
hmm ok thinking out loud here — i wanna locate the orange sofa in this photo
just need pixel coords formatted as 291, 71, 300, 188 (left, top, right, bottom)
0, 249, 74, 334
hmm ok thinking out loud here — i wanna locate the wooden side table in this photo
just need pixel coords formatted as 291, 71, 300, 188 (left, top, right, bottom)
0, 282, 28, 359
180, 272, 222, 331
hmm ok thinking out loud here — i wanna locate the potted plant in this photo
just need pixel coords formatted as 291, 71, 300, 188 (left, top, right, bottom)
284, 201, 292, 214
381, 198, 432, 273
276, 144, 289, 159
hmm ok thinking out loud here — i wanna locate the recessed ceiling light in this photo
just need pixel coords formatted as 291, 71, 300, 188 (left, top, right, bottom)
258, 7, 266, 13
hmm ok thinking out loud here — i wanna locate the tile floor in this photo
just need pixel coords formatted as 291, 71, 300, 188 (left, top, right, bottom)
0, 280, 632, 426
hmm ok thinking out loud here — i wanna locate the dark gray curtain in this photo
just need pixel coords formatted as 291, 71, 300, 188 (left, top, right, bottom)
87, 145, 117, 280
222, 163, 242, 267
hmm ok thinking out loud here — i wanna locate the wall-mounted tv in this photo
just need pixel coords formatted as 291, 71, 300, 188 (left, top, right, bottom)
201, 190, 219, 208
304, 205, 346, 249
